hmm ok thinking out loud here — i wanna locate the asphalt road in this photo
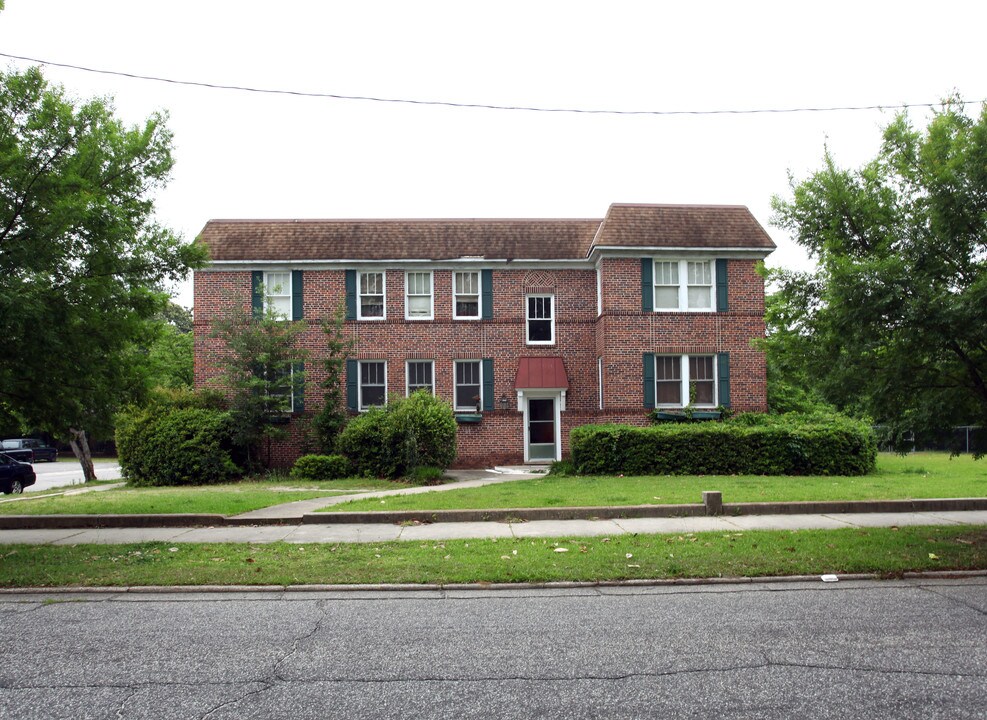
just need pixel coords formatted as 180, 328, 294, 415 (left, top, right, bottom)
1, 577, 985, 719
26, 460, 122, 493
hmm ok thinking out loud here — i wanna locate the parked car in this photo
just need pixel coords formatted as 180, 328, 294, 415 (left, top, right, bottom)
0, 438, 58, 463
0, 453, 36, 494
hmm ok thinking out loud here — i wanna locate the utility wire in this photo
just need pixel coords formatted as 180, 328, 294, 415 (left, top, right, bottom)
2, 51, 984, 117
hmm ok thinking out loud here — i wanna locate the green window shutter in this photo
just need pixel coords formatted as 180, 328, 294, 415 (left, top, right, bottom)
346, 359, 358, 411
482, 358, 494, 411
345, 270, 357, 320
715, 259, 729, 312
251, 271, 264, 319
717, 352, 731, 407
292, 270, 304, 321
481, 269, 493, 320
292, 362, 305, 413
641, 259, 653, 312
643, 352, 655, 409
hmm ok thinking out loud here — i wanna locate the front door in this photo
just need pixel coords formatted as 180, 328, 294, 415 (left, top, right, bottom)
526, 397, 556, 462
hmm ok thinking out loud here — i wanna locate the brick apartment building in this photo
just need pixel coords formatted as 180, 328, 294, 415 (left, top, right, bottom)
193, 203, 775, 467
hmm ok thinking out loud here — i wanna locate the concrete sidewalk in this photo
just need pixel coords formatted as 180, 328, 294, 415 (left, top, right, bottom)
1, 509, 985, 546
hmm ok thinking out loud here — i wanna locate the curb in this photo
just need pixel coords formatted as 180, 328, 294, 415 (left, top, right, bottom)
2, 497, 986, 530
1, 570, 985, 595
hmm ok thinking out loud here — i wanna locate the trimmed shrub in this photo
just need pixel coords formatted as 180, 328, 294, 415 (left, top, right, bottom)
116, 407, 239, 486
290, 454, 351, 481
336, 392, 457, 479
571, 414, 877, 476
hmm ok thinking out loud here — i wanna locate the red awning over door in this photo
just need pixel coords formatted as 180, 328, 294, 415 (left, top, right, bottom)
514, 357, 570, 389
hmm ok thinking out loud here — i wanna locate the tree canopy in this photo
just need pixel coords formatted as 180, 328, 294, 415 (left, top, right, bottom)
768, 99, 987, 449
0, 66, 205, 474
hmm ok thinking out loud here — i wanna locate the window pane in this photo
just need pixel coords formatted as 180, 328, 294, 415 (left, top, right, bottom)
269, 295, 291, 318
689, 356, 715, 405
408, 362, 433, 393
654, 261, 678, 285
455, 361, 480, 408
529, 319, 552, 342
408, 296, 430, 316
456, 299, 479, 317
361, 273, 382, 294
455, 272, 477, 294
362, 386, 386, 407
687, 287, 711, 308
657, 381, 681, 405
687, 261, 711, 285
689, 356, 714, 381
656, 356, 680, 381
361, 296, 384, 317
654, 287, 678, 309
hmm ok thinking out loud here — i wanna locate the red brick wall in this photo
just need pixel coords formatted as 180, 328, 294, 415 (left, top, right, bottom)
193, 259, 767, 467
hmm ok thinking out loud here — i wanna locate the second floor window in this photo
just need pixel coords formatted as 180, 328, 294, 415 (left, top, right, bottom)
265, 271, 291, 319
359, 272, 385, 319
526, 295, 554, 344
454, 271, 480, 319
405, 272, 433, 320
653, 260, 714, 311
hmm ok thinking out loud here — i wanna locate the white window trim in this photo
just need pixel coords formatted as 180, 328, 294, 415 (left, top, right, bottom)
525, 294, 555, 345
264, 270, 292, 320
652, 259, 715, 312
358, 360, 387, 411
453, 359, 482, 412
357, 271, 387, 321
655, 354, 718, 409
405, 359, 435, 396
453, 270, 481, 320
404, 271, 434, 321
598, 356, 604, 410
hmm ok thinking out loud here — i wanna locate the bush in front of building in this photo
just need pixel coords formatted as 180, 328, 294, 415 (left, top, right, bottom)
336, 392, 457, 479
290, 454, 351, 481
570, 413, 877, 476
116, 403, 240, 486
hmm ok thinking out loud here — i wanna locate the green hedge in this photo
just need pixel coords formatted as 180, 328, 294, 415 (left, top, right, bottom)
116, 407, 239, 486
571, 414, 877, 476
290, 454, 351, 481
336, 391, 457, 479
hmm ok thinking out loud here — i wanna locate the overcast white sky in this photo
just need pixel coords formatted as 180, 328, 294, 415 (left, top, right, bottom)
2, 0, 985, 307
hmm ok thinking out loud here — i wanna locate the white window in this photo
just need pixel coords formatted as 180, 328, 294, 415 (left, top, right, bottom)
262, 364, 295, 413
359, 361, 387, 409
653, 260, 714, 311
358, 272, 385, 320
406, 360, 434, 395
453, 271, 480, 319
526, 295, 554, 345
264, 271, 291, 319
454, 360, 481, 411
655, 355, 716, 408
405, 271, 433, 320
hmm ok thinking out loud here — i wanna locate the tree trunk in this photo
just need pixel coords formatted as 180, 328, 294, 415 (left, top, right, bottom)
68, 427, 97, 483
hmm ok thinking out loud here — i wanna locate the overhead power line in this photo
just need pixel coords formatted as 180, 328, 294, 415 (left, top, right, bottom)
1, 51, 984, 117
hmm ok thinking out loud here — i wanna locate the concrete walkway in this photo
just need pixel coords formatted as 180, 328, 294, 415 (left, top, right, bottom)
1, 509, 985, 546
230, 467, 546, 520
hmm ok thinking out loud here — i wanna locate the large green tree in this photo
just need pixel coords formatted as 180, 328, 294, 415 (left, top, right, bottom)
0, 67, 205, 479
769, 99, 987, 450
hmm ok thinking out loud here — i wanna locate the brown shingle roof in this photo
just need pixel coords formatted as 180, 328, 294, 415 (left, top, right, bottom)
197, 205, 774, 262
593, 204, 776, 250
198, 219, 601, 262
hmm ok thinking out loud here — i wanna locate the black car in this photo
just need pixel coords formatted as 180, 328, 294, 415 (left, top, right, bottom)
0, 438, 58, 463
0, 453, 36, 494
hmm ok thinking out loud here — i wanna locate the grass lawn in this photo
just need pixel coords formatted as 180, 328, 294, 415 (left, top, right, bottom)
321, 452, 987, 513
0, 478, 407, 516
0, 525, 983, 587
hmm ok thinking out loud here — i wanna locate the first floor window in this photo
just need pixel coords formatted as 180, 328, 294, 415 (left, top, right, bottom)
655, 355, 716, 407
407, 360, 434, 395
360, 361, 386, 409
264, 271, 291, 319
260, 364, 294, 412
359, 272, 385, 319
454, 360, 481, 410
526, 295, 554, 344
454, 271, 480, 318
